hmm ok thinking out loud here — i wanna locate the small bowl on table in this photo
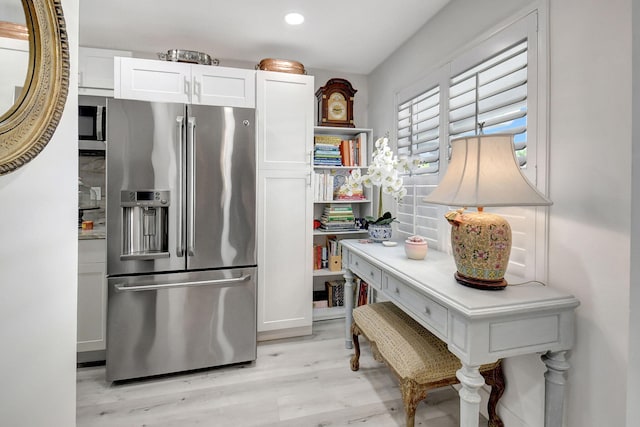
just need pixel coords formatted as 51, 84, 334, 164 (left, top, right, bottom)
404, 236, 428, 260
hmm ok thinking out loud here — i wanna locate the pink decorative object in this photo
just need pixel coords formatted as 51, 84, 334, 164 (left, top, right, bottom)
404, 236, 428, 260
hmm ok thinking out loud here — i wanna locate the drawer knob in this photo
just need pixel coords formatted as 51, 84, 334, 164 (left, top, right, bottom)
424, 306, 431, 315
370, 271, 375, 277
395, 287, 400, 294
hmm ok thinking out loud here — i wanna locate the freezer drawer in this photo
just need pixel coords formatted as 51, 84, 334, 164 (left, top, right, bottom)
106, 267, 256, 382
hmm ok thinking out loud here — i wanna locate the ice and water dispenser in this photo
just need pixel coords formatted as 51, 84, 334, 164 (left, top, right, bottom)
120, 190, 170, 259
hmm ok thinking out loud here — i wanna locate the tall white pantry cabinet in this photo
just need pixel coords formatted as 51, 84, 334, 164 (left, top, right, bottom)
256, 71, 314, 340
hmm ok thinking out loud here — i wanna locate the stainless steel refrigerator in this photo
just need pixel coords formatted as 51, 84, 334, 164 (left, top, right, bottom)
105, 99, 256, 382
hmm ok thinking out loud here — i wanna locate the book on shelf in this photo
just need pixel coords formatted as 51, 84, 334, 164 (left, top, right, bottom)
325, 279, 345, 307
356, 278, 369, 306
314, 135, 342, 145
326, 203, 353, 211
355, 132, 367, 167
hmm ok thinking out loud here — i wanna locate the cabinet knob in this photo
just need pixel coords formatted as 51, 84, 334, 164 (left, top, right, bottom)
424, 306, 431, 316
395, 287, 400, 294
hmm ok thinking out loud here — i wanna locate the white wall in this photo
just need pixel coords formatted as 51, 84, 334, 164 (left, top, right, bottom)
0, 0, 79, 425
548, 1, 632, 427
629, 1, 640, 424
368, 0, 633, 426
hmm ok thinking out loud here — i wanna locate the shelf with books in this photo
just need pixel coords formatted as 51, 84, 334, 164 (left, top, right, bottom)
311, 127, 373, 322
313, 127, 371, 168
313, 268, 345, 277
311, 273, 372, 321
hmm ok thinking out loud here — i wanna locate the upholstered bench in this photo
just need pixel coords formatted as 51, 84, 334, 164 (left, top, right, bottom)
350, 301, 505, 427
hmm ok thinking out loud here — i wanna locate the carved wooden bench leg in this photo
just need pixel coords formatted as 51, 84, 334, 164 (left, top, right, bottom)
482, 361, 506, 427
350, 323, 362, 371
400, 378, 428, 427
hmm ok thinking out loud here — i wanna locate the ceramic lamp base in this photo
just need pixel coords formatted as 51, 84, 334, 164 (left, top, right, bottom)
448, 210, 511, 291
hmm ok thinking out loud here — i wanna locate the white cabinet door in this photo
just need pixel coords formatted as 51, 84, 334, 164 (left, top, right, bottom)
192, 65, 255, 108
256, 71, 314, 170
77, 240, 107, 353
79, 47, 132, 94
115, 57, 191, 103
256, 71, 314, 339
257, 169, 313, 337
115, 57, 256, 107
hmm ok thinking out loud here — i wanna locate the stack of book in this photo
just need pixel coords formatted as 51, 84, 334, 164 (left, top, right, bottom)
314, 135, 342, 166
320, 204, 358, 231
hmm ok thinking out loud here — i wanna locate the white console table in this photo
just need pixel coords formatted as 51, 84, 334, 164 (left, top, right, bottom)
340, 239, 579, 427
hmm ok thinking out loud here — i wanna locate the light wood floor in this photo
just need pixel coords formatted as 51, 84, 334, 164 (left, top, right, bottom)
77, 319, 488, 426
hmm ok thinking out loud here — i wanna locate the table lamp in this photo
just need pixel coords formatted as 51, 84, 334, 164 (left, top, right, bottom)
422, 133, 552, 290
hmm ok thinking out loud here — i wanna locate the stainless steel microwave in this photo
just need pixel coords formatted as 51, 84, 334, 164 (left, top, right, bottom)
79, 95, 108, 151
79, 105, 105, 141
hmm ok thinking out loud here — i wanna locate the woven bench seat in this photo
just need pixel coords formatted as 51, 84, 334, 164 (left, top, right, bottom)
351, 301, 505, 427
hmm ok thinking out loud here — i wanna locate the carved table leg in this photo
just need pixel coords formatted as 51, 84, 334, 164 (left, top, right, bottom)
456, 364, 485, 427
541, 351, 570, 427
343, 269, 355, 349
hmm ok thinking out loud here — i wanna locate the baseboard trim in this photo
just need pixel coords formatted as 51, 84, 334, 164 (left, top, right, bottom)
257, 325, 313, 341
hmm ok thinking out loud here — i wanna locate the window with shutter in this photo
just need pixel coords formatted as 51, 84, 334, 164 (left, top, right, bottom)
395, 11, 546, 281
449, 40, 528, 166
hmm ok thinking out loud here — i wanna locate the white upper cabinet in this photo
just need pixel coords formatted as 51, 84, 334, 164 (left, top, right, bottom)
192, 65, 255, 107
79, 47, 132, 96
114, 57, 255, 107
256, 70, 314, 170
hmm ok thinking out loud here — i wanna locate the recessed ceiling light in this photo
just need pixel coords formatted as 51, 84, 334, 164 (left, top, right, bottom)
285, 12, 304, 26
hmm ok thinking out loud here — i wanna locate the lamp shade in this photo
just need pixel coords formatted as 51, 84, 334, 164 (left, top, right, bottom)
423, 134, 552, 207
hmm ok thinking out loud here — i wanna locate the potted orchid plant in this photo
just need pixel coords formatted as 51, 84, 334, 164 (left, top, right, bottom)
340, 135, 412, 241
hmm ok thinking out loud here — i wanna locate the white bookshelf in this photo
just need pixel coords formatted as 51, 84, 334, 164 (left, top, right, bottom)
312, 126, 373, 321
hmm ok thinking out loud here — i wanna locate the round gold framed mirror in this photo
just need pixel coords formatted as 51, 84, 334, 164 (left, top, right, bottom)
0, 0, 69, 175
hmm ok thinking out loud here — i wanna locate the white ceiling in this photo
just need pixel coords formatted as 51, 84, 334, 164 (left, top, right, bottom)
79, 0, 450, 75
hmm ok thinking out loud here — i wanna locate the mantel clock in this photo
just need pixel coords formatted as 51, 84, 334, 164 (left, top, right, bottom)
315, 78, 357, 127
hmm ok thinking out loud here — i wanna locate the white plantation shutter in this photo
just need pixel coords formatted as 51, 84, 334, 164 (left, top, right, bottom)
396, 84, 443, 247
397, 86, 441, 174
449, 40, 529, 166
395, 12, 545, 281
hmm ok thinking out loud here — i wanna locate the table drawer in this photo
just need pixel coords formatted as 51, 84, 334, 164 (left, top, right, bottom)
349, 252, 382, 290
384, 274, 448, 337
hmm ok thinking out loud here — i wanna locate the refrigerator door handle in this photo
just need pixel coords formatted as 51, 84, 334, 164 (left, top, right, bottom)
176, 115, 185, 257
114, 274, 251, 292
187, 116, 196, 256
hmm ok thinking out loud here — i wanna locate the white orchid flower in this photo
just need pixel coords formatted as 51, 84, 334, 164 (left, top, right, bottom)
341, 135, 415, 215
